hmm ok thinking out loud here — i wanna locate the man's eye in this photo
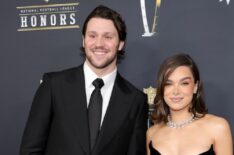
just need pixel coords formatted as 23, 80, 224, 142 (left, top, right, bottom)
105, 36, 112, 39
89, 35, 95, 38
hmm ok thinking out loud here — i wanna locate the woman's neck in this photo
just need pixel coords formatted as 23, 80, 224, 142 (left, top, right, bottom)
169, 111, 193, 123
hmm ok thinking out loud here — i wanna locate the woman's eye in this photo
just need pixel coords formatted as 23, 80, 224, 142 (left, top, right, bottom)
165, 82, 172, 86
181, 82, 189, 85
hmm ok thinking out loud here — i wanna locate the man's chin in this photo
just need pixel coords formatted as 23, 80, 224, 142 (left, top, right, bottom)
92, 63, 109, 69
86, 56, 117, 69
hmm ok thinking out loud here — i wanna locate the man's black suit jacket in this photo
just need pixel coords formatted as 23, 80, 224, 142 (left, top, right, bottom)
20, 65, 148, 155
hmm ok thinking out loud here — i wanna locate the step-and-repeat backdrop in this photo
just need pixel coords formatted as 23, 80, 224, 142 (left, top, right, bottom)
0, 0, 233, 154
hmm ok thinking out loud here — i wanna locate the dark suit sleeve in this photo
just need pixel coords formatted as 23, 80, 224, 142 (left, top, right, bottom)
127, 93, 148, 155
20, 73, 53, 155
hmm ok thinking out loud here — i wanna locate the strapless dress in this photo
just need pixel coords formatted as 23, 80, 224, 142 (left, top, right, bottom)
149, 141, 215, 155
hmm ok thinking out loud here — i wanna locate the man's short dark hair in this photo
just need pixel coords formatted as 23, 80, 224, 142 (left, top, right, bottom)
80, 5, 127, 59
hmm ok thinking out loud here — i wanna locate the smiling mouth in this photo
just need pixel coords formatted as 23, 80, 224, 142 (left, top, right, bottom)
92, 48, 108, 55
170, 97, 183, 103
94, 51, 106, 55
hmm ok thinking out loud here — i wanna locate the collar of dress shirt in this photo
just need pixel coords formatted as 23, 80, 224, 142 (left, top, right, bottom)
83, 61, 117, 93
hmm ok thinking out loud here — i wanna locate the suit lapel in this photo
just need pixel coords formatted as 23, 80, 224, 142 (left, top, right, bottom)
64, 65, 90, 155
92, 73, 133, 155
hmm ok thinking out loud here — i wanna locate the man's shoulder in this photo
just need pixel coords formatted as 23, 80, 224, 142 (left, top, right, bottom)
42, 65, 83, 82
117, 73, 145, 96
47, 65, 81, 76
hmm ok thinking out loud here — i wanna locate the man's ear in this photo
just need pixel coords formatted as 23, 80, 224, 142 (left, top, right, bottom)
82, 35, 85, 47
118, 41, 125, 51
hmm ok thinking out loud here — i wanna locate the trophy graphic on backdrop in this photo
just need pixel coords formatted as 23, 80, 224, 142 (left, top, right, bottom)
143, 86, 157, 128
219, 0, 231, 5
140, 0, 161, 37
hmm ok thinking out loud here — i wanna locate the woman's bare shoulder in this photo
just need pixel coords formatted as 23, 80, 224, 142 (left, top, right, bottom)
204, 114, 229, 124
201, 114, 231, 133
147, 123, 164, 138
147, 124, 157, 137
202, 114, 233, 153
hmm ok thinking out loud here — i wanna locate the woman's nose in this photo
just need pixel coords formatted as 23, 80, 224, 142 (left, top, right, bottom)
172, 86, 180, 95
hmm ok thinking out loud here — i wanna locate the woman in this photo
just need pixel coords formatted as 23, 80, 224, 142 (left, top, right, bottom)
147, 53, 233, 155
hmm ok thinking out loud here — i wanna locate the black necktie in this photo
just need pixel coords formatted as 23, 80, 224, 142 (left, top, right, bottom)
88, 78, 104, 150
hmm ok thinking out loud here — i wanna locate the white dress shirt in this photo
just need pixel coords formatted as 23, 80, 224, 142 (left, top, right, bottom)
83, 61, 117, 126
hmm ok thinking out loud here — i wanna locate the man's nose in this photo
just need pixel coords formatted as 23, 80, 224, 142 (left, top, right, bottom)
95, 37, 104, 47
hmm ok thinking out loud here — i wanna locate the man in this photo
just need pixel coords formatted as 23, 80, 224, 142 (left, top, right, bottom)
20, 5, 148, 155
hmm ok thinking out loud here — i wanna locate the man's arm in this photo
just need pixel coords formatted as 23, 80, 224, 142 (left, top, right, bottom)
127, 93, 148, 155
20, 74, 53, 155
